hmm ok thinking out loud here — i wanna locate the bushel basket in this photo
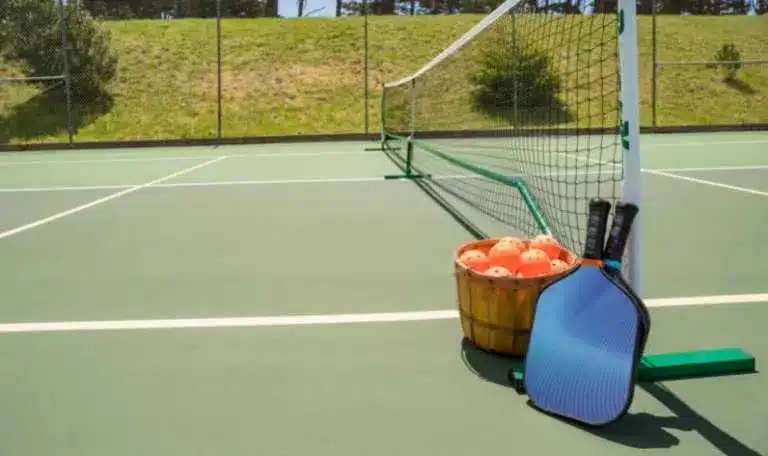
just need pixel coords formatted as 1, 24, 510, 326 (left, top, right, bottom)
454, 238, 579, 357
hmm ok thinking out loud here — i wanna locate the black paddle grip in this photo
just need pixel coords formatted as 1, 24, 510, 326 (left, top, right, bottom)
583, 198, 612, 260
604, 202, 640, 263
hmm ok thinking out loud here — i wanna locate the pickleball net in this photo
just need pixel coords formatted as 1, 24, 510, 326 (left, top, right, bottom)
379, 0, 642, 287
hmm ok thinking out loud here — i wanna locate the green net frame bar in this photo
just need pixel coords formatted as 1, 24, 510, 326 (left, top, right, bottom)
383, 134, 551, 235
507, 348, 756, 394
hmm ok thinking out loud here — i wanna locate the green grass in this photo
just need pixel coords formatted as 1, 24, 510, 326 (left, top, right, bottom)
0, 14, 766, 144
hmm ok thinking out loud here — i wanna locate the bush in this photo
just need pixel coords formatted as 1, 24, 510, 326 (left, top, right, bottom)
470, 36, 561, 118
710, 43, 742, 82
1, 0, 118, 100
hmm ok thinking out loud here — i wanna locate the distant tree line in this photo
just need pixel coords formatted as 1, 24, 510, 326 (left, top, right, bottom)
76, 0, 272, 18
73, 0, 766, 18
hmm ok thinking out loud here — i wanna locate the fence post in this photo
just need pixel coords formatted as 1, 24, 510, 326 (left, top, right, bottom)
58, 0, 74, 146
651, 6, 657, 127
216, 0, 223, 142
363, 0, 370, 136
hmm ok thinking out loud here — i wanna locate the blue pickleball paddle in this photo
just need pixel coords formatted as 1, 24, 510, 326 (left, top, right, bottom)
523, 198, 645, 427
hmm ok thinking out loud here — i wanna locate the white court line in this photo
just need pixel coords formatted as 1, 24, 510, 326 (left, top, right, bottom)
0, 184, 136, 193
0, 150, 366, 167
0, 156, 227, 240
654, 139, 768, 148
0, 174, 481, 193
0, 177, 386, 193
560, 151, 768, 198
0, 155, 207, 166
0, 293, 764, 334
0, 137, 765, 166
3, 164, 767, 194
645, 168, 768, 198
654, 164, 768, 172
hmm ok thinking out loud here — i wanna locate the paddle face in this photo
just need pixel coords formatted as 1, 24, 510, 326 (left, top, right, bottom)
524, 264, 644, 426
524, 198, 644, 427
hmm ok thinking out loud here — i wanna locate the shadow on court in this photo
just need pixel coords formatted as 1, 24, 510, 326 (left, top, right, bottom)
460, 338, 762, 455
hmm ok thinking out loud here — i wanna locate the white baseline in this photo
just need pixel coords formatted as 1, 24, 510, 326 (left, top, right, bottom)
0, 292, 765, 334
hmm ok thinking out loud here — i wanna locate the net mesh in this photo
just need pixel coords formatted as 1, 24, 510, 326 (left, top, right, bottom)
381, 1, 627, 261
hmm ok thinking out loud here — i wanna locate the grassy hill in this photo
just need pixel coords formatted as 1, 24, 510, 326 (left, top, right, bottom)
0, 14, 766, 144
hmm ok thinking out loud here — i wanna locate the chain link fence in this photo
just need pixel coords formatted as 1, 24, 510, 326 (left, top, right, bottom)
0, 0, 74, 145
1, 0, 766, 148
648, 8, 768, 127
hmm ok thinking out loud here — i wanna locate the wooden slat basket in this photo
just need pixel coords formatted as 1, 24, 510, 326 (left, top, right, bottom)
454, 238, 579, 357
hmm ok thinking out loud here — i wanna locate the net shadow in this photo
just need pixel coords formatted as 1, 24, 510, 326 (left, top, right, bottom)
381, 142, 489, 240
584, 382, 763, 454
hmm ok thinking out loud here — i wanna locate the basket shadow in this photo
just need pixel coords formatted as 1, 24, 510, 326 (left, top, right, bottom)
459, 337, 522, 389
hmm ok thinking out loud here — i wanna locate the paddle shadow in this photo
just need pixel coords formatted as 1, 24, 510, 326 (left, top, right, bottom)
460, 338, 762, 454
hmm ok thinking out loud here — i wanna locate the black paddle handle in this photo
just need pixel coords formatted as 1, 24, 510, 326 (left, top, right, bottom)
603, 202, 640, 266
583, 198, 612, 260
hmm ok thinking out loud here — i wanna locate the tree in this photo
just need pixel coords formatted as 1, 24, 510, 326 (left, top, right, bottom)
593, 0, 618, 12
265, 0, 279, 16
470, 32, 562, 120
2, 0, 117, 99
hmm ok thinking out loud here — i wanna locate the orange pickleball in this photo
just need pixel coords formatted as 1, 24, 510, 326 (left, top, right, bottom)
484, 266, 512, 277
496, 236, 526, 252
530, 234, 562, 260
517, 248, 552, 277
550, 258, 570, 274
488, 240, 524, 273
459, 249, 491, 273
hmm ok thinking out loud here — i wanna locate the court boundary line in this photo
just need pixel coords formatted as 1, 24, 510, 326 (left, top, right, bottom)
646, 168, 768, 198
0, 137, 765, 166
1, 164, 766, 194
0, 156, 228, 240
653, 165, 768, 172
0, 150, 366, 167
562, 152, 768, 198
0, 293, 764, 334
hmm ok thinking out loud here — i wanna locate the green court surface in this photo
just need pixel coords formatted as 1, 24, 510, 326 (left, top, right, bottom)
0, 132, 766, 456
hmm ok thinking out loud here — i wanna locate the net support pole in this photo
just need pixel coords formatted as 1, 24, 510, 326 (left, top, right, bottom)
618, 0, 643, 295
363, 0, 370, 136
365, 83, 387, 151
216, 0, 223, 142
651, 7, 657, 127
384, 80, 428, 180
57, 0, 74, 146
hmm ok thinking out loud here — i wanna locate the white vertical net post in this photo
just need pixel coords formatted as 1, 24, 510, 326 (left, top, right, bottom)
618, 0, 643, 294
